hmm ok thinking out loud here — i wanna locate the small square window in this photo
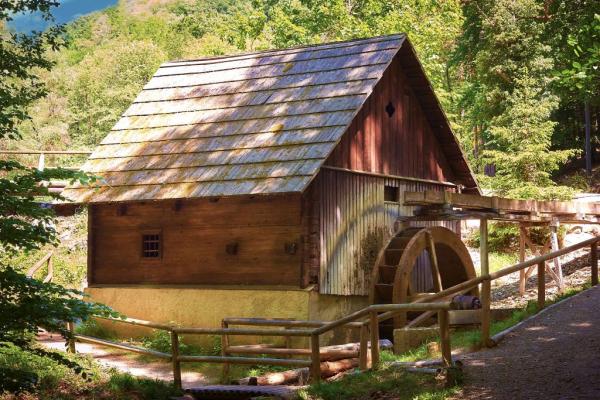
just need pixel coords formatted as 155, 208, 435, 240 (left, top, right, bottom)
142, 233, 161, 259
384, 186, 399, 202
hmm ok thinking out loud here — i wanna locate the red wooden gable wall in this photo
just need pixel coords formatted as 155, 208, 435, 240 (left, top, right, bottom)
325, 56, 456, 183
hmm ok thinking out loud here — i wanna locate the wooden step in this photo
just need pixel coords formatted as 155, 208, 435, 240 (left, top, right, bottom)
378, 265, 397, 283
375, 283, 393, 301
384, 249, 404, 265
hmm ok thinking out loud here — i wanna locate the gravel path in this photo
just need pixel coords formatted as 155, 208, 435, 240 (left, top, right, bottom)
454, 285, 600, 399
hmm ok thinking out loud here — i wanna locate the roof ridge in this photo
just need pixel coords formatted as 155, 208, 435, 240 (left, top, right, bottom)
163, 33, 406, 67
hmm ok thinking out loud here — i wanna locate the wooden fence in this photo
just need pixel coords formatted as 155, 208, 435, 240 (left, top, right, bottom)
65, 236, 599, 389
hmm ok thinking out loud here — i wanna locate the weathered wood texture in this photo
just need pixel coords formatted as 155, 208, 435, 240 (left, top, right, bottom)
63, 36, 405, 203
325, 56, 455, 183
63, 34, 478, 203
89, 195, 302, 286
312, 168, 458, 296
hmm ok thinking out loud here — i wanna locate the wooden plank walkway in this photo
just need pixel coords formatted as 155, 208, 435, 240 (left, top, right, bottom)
182, 385, 297, 399
453, 285, 600, 399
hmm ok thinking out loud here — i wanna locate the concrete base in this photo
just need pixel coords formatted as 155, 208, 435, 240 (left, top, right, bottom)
85, 286, 369, 347
393, 327, 438, 354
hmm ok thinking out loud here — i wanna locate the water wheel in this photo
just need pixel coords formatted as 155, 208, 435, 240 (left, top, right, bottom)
369, 226, 477, 337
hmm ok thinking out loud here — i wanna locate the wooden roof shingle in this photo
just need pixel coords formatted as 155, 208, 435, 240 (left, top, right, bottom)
63, 34, 478, 203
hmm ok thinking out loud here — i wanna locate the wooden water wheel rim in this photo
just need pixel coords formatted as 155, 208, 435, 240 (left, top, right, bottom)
370, 226, 478, 328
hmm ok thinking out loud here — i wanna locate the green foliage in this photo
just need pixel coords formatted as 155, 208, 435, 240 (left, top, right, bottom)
0, 341, 181, 399
67, 38, 166, 146
0, 267, 117, 345
141, 330, 180, 354
454, 0, 580, 199
75, 319, 117, 340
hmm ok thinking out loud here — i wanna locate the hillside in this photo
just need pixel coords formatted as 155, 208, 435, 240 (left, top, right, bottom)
1, 0, 465, 163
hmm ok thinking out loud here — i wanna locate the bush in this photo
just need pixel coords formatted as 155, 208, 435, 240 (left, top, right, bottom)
0, 341, 181, 399
467, 222, 565, 253
0, 267, 117, 345
141, 331, 221, 356
75, 319, 117, 340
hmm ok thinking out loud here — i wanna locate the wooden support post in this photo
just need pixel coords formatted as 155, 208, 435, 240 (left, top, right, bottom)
550, 221, 564, 291
438, 310, 452, 367
518, 225, 526, 295
67, 321, 76, 353
221, 321, 230, 383
369, 311, 380, 369
284, 327, 292, 359
537, 261, 545, 310
310, 334, 321, 383
359, 324, 369, 370
171, 331, 182, 390
479, 219, 491, 347
592, 242, 598, 286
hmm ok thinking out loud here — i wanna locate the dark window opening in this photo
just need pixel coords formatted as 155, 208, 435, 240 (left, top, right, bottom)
384, 186, 399, 202
385, 101, 395, 117
142, 233, 161, 259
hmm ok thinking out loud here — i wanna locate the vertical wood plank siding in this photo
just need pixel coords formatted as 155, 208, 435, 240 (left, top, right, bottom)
316, 169, 458, 296
325, 56, 456, 182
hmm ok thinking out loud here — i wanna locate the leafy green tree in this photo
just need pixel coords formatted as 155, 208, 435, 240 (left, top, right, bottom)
549, 3, 599, 175
454, 0, 577, 199
0, 0, 114, 345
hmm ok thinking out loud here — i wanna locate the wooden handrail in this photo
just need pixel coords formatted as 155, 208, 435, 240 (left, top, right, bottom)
27, 250, 54, 283
65, 236, 599, 389
94, 315, 174, 331
222, 317, 363, 328
173, 327, 313, 336
0, 150, 91, 155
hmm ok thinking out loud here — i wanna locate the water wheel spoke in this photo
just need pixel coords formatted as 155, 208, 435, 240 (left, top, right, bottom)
425, 230, 443, 292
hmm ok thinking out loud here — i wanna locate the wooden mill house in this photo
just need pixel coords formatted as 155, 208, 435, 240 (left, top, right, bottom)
63, 34, 480, 337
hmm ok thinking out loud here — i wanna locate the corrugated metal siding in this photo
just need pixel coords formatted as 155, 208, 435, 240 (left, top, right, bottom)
317, 168, 458, 296
63, 35, 406, 203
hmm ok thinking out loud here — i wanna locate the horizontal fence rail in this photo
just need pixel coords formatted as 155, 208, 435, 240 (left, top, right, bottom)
65, 236, 599, 389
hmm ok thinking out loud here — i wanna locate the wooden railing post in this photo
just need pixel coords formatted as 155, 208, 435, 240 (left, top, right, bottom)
591, 242, 598, 286
438, 310, 452, 367
67, 321, 76, 353
310, 334, 321, 383
171, 331, 182, 390
537, 261, 545, 310
518, 224, 526, 295
359, 323, 369, 370
369, 311, 380, 368
221, 321, 230, 382
479, 219, 491, 347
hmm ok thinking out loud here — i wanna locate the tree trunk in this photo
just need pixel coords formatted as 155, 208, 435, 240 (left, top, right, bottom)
585, 99, 591, 175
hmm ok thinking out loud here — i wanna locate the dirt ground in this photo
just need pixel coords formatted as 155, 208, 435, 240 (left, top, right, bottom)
453, 285, 600, 399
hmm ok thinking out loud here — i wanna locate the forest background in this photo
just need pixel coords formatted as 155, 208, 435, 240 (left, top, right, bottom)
2, 0, 599, 199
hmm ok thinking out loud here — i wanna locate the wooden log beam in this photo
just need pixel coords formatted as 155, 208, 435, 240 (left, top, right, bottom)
404, 191, 600, 219
238, 358, 359, 386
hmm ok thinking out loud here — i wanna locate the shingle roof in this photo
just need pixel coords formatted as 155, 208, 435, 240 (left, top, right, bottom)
63, 34, 477, 203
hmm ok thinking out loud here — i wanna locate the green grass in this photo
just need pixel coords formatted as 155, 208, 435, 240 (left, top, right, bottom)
0, 342, 180, 399
488, 251, 519, 273
299, 364, 459, 400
